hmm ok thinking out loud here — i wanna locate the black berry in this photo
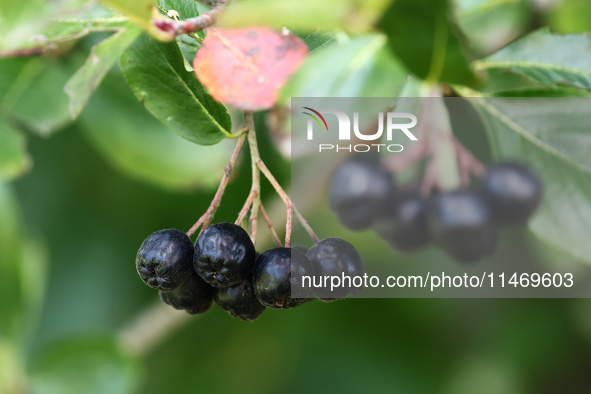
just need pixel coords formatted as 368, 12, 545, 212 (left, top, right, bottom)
374, 189, 430, 252
482, 162, 542, 224
194, 223, 256, 287
214, 279, 266, 322
306, 237, 365, 301
328, 154, 394, 231
136, 229, 194, 291
253, 247, 315, 309
429, 190, 499, 263
159, 272, 214, 314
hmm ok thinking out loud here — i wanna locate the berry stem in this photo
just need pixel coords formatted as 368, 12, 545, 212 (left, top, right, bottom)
245, 112, 262, 244
256, 160, 319, 244
186, 128, 247, 238
235, 189, 256, 225
259, 204, 283, 247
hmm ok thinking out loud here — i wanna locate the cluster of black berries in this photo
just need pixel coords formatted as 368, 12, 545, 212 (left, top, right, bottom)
328, 155, 542, 263
136, 223, 365, 321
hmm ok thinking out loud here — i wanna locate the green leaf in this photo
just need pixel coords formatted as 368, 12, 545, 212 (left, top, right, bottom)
479, 28, 591, 91
548, 0, 591, 34
281, 35, 407, 99
380, 0, 481, 87
491, 86, 591, 97
0, 0, 88, 52
1, 58, 74, 136
79, 72, 235, 190
0, 120, 31, 180
218, 0, 391, 33
99, 0, 171, 41
455, 0, 530, 56
30, 337, 140, 394
157, 0, 199, 20
119, 33, 232, 145
300, 29, 337, 53
470, 97, 591, 263
65, 23, 142, 118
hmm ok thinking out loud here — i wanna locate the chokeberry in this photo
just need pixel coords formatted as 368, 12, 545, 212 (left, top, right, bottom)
253, 247, 315, 309
136, 229, 194, 291
374, 189, 430, 252
194, 223, 256, 287
214, 278, 266, 322
481, 162, 542, 224
306, 237, 365, 301
328, 154, 394, 231
429, 190, 499, 263
159, 272, 214, 314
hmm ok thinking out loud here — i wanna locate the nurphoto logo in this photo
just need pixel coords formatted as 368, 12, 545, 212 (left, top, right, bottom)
302, 107, 418, 153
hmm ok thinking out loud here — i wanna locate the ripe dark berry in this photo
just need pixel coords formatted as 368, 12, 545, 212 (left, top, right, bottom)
482, 162, 542, 224
292, 245, 309, 255
328, 154, 394, 231
429, 190, 499, 263
214, 279, 266, 322
194, 223, 256, 287
159, 272, 214, 314
136, 229, 194, 291
447, 229, 500, 264
306, 237, 365, 301
253, 247, 315, 309
374, 189, 430, 252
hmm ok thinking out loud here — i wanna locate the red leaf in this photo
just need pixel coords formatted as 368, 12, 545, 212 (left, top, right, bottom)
194, 27, 308, 111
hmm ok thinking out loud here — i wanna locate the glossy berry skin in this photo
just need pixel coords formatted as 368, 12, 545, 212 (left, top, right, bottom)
374, 190, 430, 252
194, 223, 256, 287
306, 238, 365, 301
253, 247, 315, 309
328, 154, 394, 231
429, 190, 499, 263
136, 229, 194, 291
159, 272, 214, 314
482, 162, 542, 224
214, 279, 266, 322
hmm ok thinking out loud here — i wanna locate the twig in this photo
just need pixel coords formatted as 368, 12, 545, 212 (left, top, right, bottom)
257, 160, 319, 243
245, 112, 261, 244
153, 0, 228, 38
259, 204, 282, 247
186, 131, 246, 237
235, 190, 256, 225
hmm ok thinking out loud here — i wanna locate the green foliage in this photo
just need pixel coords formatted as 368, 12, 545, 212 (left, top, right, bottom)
471, 97, 591, 263
1, 58, 74, 136
65, 23, 143, 118
380, 0, 482, 87
0, 120, 31, 180
79, 72, 235, 190
120, 33, 233, 145
30, 337, 140, 394
480, 28, 591, 90
98, 0, 171, 41
218, 0, 391, 33
281, 35, 407, 99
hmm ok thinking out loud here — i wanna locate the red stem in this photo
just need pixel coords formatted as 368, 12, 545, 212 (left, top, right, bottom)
256, 160, 319, 244
259, 204, 282, 247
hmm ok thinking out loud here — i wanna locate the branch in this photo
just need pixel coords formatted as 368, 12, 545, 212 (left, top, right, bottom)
153, 0, 228, 37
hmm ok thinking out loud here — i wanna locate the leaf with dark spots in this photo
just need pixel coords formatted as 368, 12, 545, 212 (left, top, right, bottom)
194, 27, 309, 110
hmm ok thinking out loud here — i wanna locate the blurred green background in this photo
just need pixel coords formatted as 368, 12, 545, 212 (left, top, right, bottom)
3, 0, 591, 393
